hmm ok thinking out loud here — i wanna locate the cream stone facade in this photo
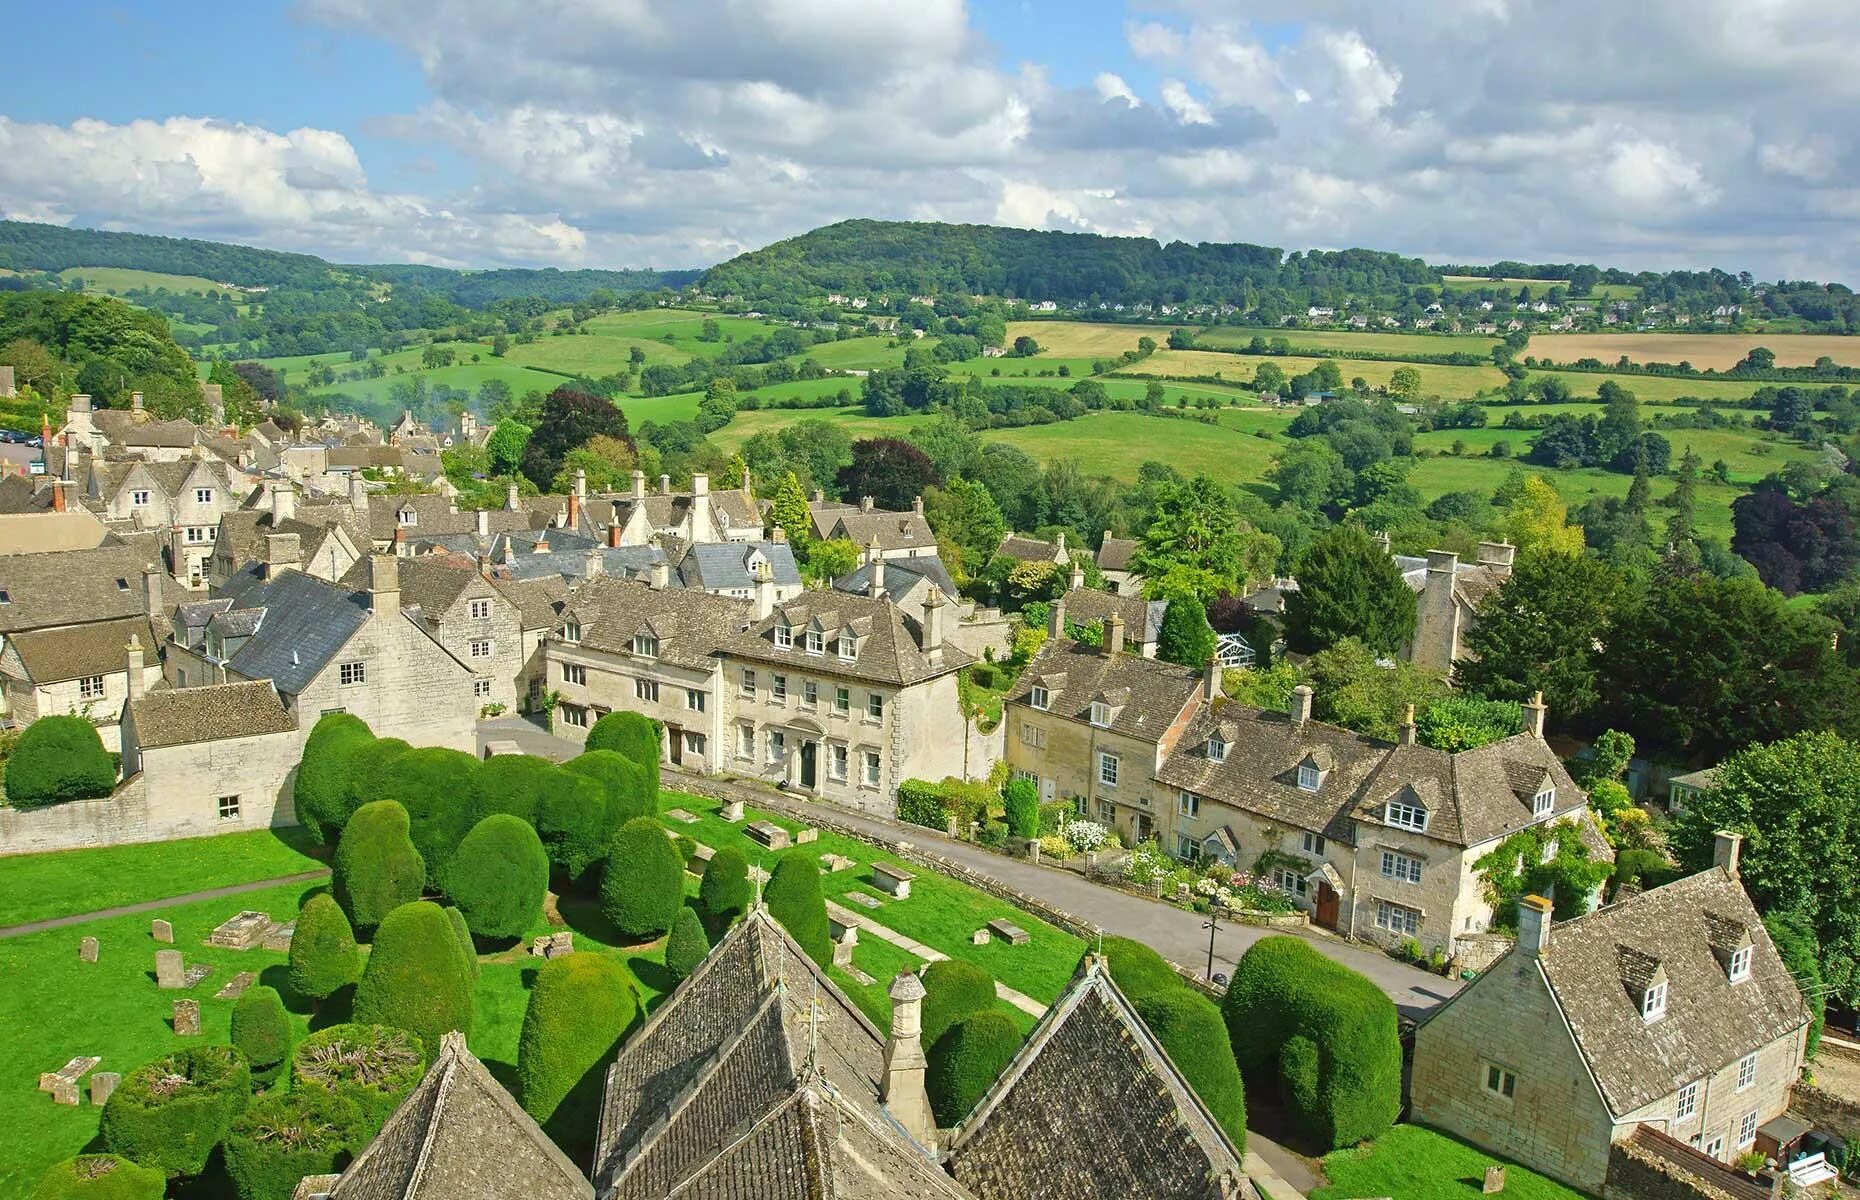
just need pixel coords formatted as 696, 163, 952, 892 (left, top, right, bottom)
120, 717, 303, 838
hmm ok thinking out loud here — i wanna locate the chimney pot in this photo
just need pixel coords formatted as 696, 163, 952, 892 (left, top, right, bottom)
659, 474, 671, 495
1477, 541, 1517, 577
912, 494, 923, 515
1068, 562, 1084, 592
811, 488, 823, 503
860, 495, 874, 513
608, 523, 623, 548
631, 469, 646, 500
505, 481, 520, 511
1290, 684, 1314, 727
574, 467, 587, 499
1713, 830, 1743, 879
1517, 894, 1552, 958
1103, 612, 1125, 656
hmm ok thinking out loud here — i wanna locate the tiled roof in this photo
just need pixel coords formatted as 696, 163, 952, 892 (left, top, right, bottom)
491, 574, 569, 630
0, 474, 50, 514
1096, 535, 1139, 572
826, 509, 935, 554
216, 563, 371, 694
832, 554, 960, 603
368, 495, 541, 541
1534, 868, 1812, 1116
677, 541, 802, 593
1006, 639, 1202, 742
995, 533, 1064, 563
564, 576, 752, 669
338, 555, 483, 622
127, 680, 296, 748
0, 544, 156, 634
331, 1031, 592, 1200
91, 411, 202, 448
1060, 585, 1165, 644
947, 959, 1245, 1200
734, 591, 971, 685
8, 615, 155, 684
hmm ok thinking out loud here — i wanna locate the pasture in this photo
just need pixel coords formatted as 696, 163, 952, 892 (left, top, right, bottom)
1195, 325, 1496, 359
708, 406, 935, 451
59, 266, 241, 296
985, 411, 1286, 483
1005, 320, 1179, 357
580, 309, 775, 358
502, 329, 694, 376
803, 335, 922, 371
1521, 370, 1770, 406
1117, 349, 1510, 399
1526, 332, 1860, 370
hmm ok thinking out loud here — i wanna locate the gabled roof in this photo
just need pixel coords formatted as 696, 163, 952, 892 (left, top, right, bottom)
947, 958, 1245, 1200
91, 410, 203, 449
1006, 639, 1201, 743
331, 1031, 592, 1200
0, 544, 156, 634
563, 575, 751, 670
215, 564, 371, 694
677, 540, 802, 593
1532, 868, 1812, 1117
337, 555, 493, 623
735, 592, 971, 685
995, 532, 1064, 563
831, 553, 960, 603
826, 508, 935, 554
1060, 585, 1166, 645
8, 615, 155, 684
1096, 535, 1139, 573
127, 680, 296, 748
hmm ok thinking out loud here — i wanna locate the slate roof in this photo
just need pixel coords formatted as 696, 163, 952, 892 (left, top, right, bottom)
947, 958, 1246, 1200
676, 540, 802, 593
338, 555, 486, 622
0, 474, 50, 514
1532, 867, 1813, 1116
367, 496, 544, 543
1096, 535, 1139, 573
0, 544, 157, 634
7, 615, 155, 684
91, 410, 202, 449
563, 575, 753, 669
330, 1030, 592, 1200
90, 458, 229, 503
1005, 638, 1202, 743
127, 680, 296, 748
995, 532, 1065, 563
1393, 555, 1508, 608
734, 591, 972, 685
1060, 585, 1165, 645
831, 553, 960, 603
172, 598, 233, 650
215, 563, 372, 694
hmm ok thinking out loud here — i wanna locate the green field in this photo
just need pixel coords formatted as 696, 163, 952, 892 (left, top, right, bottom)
1195, 325, 1497, 359
987, 411, 1287, 482
804, 335, 923, 371
1120, 349, 1510, 399
1523, 370, 1770, 406
584, 309, 777, 357
59, 266, 243, 296
502, 329, 694, 376
710, 406, 935, 451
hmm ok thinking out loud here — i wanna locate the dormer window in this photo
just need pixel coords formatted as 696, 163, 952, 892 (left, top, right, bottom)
1089, 701, 1111, 727
1208, 735, 1228, 764
1532, 786, 1556, 819
561, 619, 581, 644
1642, 979, 1667, 1022
805, 629, 824, 655
397, 507, 416, 526
1297, 764, 1321, 791
1728, 945, 1752, 983
774, 622, 792, 649
1385, 799, 1428, 832
1030, 684, 1050, 711
837, 635, 856, 660
631, 632, 659, 659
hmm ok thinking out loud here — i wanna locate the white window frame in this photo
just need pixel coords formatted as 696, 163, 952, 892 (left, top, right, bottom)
558, 703, 589, 729
1385, 800, 1428, 832
1729, 945, 1752, 983
77, 674, 106, 701
1178, 791, 1199, 818
1642, 980, 1668, 1022
631, 633, 659, 659
772, 674, 787, 702
562, 663, 587, 686
1532, 787, 1556, 819
468, 639, 493, 659
831, 744, 848, 780
768, 730, 785, 765
1703, 1135, 1725, 1162
1277, 869, 1307, 897
737, 725, 755, 759
634, 677, 660, 703
686, 689, 706, 712
1302, 832, 1327, 855
561, 620, 581, 644
339, 661, 366, 686
1176, 834, 1198, 861
1738, 1109, 1758, 1149
1089, 701, 1111, 727
1675, 1080, 1699, 1122
1297, 763, 1321, 792
774, 623, 793, 649
837, 635, 856, 661
741, 668, 757, 698
805, 629, 824, 655
217, 794, 241, 820
1483, 1062, 1517, 1100
683, 731, 706, 756
1735, 1052, 1756, 1092
803, 680, 818, 707
1098, 752, 1119, 787
474, 679, 492, 698
130, 489, 151, 507
469, 598, 492, 620
1207, 735, 1227, 763
1029, 684, 1049, 711
185, 525, 210, 544
863, 751, 881, 786
195, 488, 215, 505
1380, 850, 1422, 884
1376, 900, 1421, 937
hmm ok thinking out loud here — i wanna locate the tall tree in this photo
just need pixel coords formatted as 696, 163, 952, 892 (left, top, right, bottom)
837, 438, 942, 511
768, 472, 814, 552
1455, 551, 1624, 721
1134, 475, 1278, 600
922, 478, 1004, 582
1666, 445, 1701, 549
486, 419, 531, 477
520, 386, 634, 491
1282, 525, 1416, 654
1500, 475, 1585, 556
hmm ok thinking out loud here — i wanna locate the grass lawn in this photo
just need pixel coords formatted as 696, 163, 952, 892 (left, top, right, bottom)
0, 827, 325, 928
1312, 1125, 1589, 1200
611, 391, 706, 426
985, 411, 1287, 483
1405, 455, 1747, 545
946, 355, 1105, 381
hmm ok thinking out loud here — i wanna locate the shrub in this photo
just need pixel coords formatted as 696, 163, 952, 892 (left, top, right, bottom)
352, 901, 475, 1059
764, 851, 830, 967
101, 1044, 252, 1177
1133, 988, 1247, 1152
926, 1012, 1021, 1126
380, 747, 481, 889
338, 736, 410, 825
1002, 777, 1039, 839
698, 847, 753, 935
332, 801, 425, 936
287, 894, 360, 1002
537, 769, 611, 879
444, 905, 479, 978
291, 1024, 425, 1129
562, 749, 656, 829
29, 1156, 166, 1200
1099, 936, 1181, 1003
664, 905, 709, 982
1278, 1035, 1321, 1125
446, 814, 548, 939
517, 952, 637, 1122
292, 713, 374, 842
471, 753, 555, 826
896, 779, 947, 830
6, 715, 115, 808
921, 960, 995, 1048
223, 1087, 362, 1200
599, 818, 684, 939
584, 711, 661, 791
231, 986, 291, 1086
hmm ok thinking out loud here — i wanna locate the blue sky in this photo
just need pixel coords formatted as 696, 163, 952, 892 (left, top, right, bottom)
2, 1, 1856, 279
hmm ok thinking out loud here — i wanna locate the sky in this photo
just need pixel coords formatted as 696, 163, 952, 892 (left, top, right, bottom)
3, 1, 1859, 281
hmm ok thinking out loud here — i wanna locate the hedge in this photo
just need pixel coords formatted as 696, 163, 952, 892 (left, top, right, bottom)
352, 901, 476, 1060
445, 814, 548, 940
1220, 936, 1400, 1149
895, 776, 996, 832
922, 960, 996, 1049
926, 1012, 1022, 1126
583, 711, 661, 792
698, 847, 752, 935
471, 753, 555, 827
538, 769, 612, 880
332, 800, 425, 936
562, 749, 656, 829
599, 818, 684, 940
100, 1044, 251, 1177
1099, 936, 1182, 1002
231, 985, 292, 1086
339, 736, 410, 826
6, 715, 116, 808
896, 779, 948, 830
291, 1024, 425, 1129
288, 893, 360, 1002
765, 851, 831, 967
381, 747, 481, 890
665, 906, 709, 982
517, 952, 637, 1122
223, 1086, 363, 1200
29, 1156, 166, 1200
444, 905, 479, 979
290, 713, 374, 842
1003, 777, 1039, 839
1133, 988, 1247, 1152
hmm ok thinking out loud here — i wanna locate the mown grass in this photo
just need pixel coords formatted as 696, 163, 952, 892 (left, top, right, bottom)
1312, 1125, 1588, 1200
1196, 325, 1497, 358
1527, 331, 1860, 370
986, 411, 1287, 482
1004, 321, 1179, 357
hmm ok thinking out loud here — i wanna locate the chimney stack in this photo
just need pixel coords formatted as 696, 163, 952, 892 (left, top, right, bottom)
566, 491, 581, 532
868, 540, 886, 598
51, 479, 66, 513
505, 480, 520, 511
881, 972, 936, 1150
631, 469, 646, 500
858, 494, 875, 513
144, 567, 164, 622
476, 507, 490, 538
650, 557, 669, 590
270, 481, 296, 525
1400, 703, 1417, 746
754, 559, 775, 621
125, 634, 145, 703
130, 390, 144, 414
584, 547, 604, 579
1048, 596, 1067, 640
1524, 690, 1547, 738
1517, 894, 1552, 959
1055, 530, 1067, 555
573, 467, 587, 500
1203, 657, 1222, 704
1103, 612, 1125, 656
1068, 561, 1084, 592
922, 586, 945, 655
1290, 684, 1314, 727
368, 554, 400, 620
393, 526, 410, 558
912, 494, 924, 515
348, 471, 368, 510
1478, 541, 1516, 579
659, 473, 671, 495
608, 523, 623, 548
263, 533, 301, 578
811, 488, 823, 504
691, 473, 712, 542
476, 551, 491, 579
1713, 830, 1743, 879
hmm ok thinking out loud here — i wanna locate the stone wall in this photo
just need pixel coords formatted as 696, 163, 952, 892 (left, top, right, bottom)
1604, 1128, 1772, 1200
0, 776, 153, 855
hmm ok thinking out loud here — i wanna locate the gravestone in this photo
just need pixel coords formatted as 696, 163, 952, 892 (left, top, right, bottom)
721, 800, 745, 822
688, 842, 715, 866
40, 1056, 100, 1101
871, 863, 915, 899
972, 927, 991, 946
182, 964, 212, 988
79, 937, 98, 963
665, 808, 700, 824
215, 971, 257, 1001
820, 853, 855, 873
745, 821, 791, 851
1483, 1166, 1506, 1195
529, 936, 552, 958
828, 918, 859, 969
49, 1077, 79, 1106
987, 918, 1029, 946
173, 999, 201, 1036
1025, 838, 1041, 864
90, 1071, 121, 1107
262, 921, 295, 952
847, 892, 884, 911
545, 932, 573, 958
794, 827, 818, 844
209, 910, 273, 950
155, 950, 186, 989
150, 919, 174, 944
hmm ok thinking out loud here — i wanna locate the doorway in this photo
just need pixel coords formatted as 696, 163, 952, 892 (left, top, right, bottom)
799, 740, 817, 790
667, 723, 683, 767
1314, 881, 1341, 930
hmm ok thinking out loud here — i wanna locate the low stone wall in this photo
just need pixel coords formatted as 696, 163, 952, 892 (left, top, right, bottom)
1605, 1128, 1772, 1200
1793, 1080, 1860, 1141
0, 776, 153, 855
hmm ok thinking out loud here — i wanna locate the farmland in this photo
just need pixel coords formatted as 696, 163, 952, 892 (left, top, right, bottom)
59, 266, 242, 296
1525, 331, 1860, 370
1005, 320, 1176, 357
1117, 349, 1511, 399
1195, 325, 1497, 359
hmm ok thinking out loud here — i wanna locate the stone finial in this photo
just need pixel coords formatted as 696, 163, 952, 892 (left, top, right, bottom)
881, 972, 936, 1147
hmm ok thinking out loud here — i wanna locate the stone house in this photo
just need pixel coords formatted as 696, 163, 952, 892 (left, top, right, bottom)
1412, 837, 1812, 1194
209, 483, 365, 590
338, 554, 527, 715
1158, 686, 1607, 955
1096, 530, 1144, 596
1001, 602, 1209, 843
1393, 541, 1515, 676
602, 470, 761, 546
809, 493, 940, 560
994, 529, 1069, 567
119, 679, 301, 836
1057, 570, 1165, 658
85, 456, 245, 587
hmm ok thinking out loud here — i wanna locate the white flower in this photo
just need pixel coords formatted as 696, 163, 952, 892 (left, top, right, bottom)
1194, 877, 1220, 896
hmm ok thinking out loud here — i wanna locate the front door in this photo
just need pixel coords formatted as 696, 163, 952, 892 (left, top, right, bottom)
1133, 813, 1152, 843
799, 741, 817, 790
667, 723, 683, 766
1314, 881, 1341, 930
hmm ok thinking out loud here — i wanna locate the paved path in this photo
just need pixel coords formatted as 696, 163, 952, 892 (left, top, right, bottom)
477, 717, 1460, 1017
0, 870, 331, 940
824, 899, 1048, 1018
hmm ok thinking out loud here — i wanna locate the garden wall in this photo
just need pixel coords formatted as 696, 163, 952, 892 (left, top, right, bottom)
1604, 1128, 1773, 1200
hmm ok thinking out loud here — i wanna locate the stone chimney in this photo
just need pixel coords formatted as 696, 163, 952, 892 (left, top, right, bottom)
368, 554, 400, 620
1517, 894, 1552, 959
608, 523, 623, 548
144, 567, 165, 622
868, 539, 886, 598
505, 480, 520, 511
51, 479, 66, 513
348, 471, 368, 510
393, 526, 410, 558
912, 495, 924, 516
1374, 530, 1392, 554
811, 488, 823, 504
566, 491, 581, 532
881, 972, 936, 1149
1413, 550, 1460, 675
650, 558, 670, 590
631, 469, 646, 500
1203, 657, 1222, 704
691, 473, 712, 541
1290, 684, 1314, 727
659, 473, 671, 495
65, 394, 94, 447
263, 533, 301, 578
1048, 596, 1067, 639
754, 560, 775, 621
1068, 562, 1084, 592
476, 508, 490, 538
130, 390, 144, 414
573, 468, 587, 500
0, 365, 14, 399
860, 495, 875, 513
1524, 691, 1547, 738
922, 586, 945, 656
1395, 703, 1416, 746
270, 481, 296, 525
125, 634, 146, 703
1477, 541, 1516, 579
584, 547, 604, 579
1055, 530, 1067, 555
476, 551, 492, 579
1103, 612, 1125, 656
1713, 830, 1743, 879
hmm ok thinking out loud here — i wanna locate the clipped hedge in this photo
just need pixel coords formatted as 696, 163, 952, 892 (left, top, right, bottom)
563, 749, 656, 829
231, 986, 292, 1086
446, 814, 548, 940
223, 1086, 362, 1200
339, 737, 410, 826
926, 1012, 1022, 1126
471, 752, 556, 827
665, 906, 709, 982
1133, 988, 1247, 1152
1220, 935, 1399, 1149
1099, 936, 1182, 1003
291, 713, 374, 842
29, 1156, 166, 1200
6, 715, 116, 808
100, 1045, 251, 1177
538, 769, 612, 880
332, 800, 425, 935
352, 901, 475, 1060
444, 905, 479, 979
698, 847, 752, 935
291, 1024, 425, 1129
380, 747, 481, 890
1003, 777, 1039, 839
922, 960, 996, 1049
765, 851, 831, 967
583, 711, 661, 792
288, 893, 360, 1002
896, 779, 948, 830
517, 952, 637, 1122
600, 818, 684, 940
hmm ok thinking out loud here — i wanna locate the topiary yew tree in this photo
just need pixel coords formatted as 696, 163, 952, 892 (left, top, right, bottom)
340, 736, 410, 823
29, 1155, 166, 1200
290, 1024, 425, 1129
664, 906, 709, 982
380, 747, 481, 891
1099, 936, 1181, 1002
352, 901, 475, 1061
698, 847, 752, 936
517, 952, 638, 1123
921, 960, 995, 1049
599, 818, 683, 940
1133, 988, 1247, 1152
231, 986, 292, 1086
926, 1012, 1021, 1126
100, 1045, 252, 1178
6, 715, 116, 808
562, 749, 656, 832
292, 713, 374, 843
538, 769, 611, 881
470, 752, 555, 827
332, 800, 425, 936
764, 851, 831, 968
223, 1086, 363, 1200
1002, 777, 1039, 840
287, 893, 360, 1003
445, 814, 548, 940
444, 905, 479, 979
583, 712, 661, 794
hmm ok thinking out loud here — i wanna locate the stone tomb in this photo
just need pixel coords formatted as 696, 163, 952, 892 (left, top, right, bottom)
90, 1071, 121, 1107
261, 921, 295, 953
745, 821, 791, 851
986, 918, 1029, 946
173, 998, 201, 1036
871, 862, 915, 899
688, 842, 716, 868
39, 1057, 100, 1106
530, 932, 574, 959
215, 971, 257, 1001
182, 964, 212, 988
155, 949, 186, 989
827, 916, 859, 969
150, 919, 174, 944
794, 827, 818, 844
665, 808, 700, 824
208, 910, 274, 950
846, 892, 884, 911
820, 853, 856, 873
79, 937, 98, 963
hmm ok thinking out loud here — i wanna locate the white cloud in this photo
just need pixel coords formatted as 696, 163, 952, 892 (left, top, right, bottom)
1094, 73, 1139, 106
1159, 80, 1214, 125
